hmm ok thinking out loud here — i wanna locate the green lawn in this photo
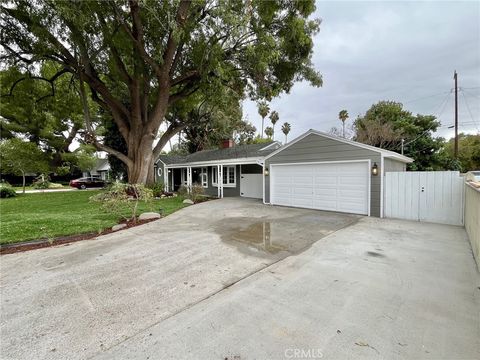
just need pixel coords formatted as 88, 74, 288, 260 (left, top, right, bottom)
0, 190, 188, 245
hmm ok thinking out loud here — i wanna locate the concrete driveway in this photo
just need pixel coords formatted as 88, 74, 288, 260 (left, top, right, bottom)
1, 199, 479, 360
0, 198, 358, 360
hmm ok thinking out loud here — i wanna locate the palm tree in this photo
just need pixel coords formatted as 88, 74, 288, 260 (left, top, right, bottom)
269, 110, 279, 140
257, 101, 270, 138
265, 126, 274, 139
281, 122, 291, 143
338, 109, 349, 138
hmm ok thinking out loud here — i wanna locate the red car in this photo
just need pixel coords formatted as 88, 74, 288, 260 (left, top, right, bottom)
69, 177, 106, 189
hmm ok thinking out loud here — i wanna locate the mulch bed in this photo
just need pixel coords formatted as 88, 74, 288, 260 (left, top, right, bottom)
0, 218, 158, 255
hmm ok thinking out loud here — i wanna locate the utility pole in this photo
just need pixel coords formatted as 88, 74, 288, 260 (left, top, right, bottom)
454, 71, 458, 158
401, 138, 404, 155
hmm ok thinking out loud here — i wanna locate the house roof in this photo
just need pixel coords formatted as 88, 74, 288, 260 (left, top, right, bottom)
157, 142, 281, 166
265, 129, 414, 164
94, 158, 110, 171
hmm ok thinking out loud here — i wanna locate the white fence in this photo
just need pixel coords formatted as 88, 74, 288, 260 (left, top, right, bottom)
385, 171, 464, 225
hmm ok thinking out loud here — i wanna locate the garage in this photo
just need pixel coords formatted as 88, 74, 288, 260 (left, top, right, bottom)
270, 161, 370, 215
264, 130, 413, 217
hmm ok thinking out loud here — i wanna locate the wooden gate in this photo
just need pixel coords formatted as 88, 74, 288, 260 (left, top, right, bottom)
385, 171, 464, 225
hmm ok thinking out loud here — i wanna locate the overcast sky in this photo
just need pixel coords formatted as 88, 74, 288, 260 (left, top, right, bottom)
243, 0, 480, 142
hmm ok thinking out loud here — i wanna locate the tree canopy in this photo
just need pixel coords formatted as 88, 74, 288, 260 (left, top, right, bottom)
0, 138, 49, 192
1, 0, 322, 184
354, 101, 444, 170
0, 64, 86, 167
439, 133, 480, 172
281, 122, 291, 142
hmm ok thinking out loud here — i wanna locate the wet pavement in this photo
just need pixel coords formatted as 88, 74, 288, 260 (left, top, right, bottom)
0, 198, 358, 360
215, 211, 358, 255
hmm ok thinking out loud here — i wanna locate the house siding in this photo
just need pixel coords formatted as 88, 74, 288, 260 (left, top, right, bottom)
384, 158, 406, 172
154, 161, 166, 184
157, 164, 242, 197
265, 133, 383, 217
205, 165, 240, 197
203, 165, 241, 197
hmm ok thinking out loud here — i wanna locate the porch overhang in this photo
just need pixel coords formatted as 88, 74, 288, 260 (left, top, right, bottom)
163, 159, 264, 199
163, 157, 264, 169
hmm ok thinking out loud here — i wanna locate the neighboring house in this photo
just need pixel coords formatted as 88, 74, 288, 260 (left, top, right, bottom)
82, 158, 110, 180
155, 130, 413, 217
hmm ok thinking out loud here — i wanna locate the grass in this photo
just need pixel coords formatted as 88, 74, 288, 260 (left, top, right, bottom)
0, 190, 188, 245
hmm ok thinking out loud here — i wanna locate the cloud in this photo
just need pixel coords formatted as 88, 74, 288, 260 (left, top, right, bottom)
244, 0, 480, 141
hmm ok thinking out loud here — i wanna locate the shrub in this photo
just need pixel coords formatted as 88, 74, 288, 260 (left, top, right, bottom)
148, 182, 164, 197
176, 184, 206, 203
0, 183, 17, 198
190, 184, 205, 203
33, 174, 50, 189
90, 182, 153, 223
177, 185, 188, 197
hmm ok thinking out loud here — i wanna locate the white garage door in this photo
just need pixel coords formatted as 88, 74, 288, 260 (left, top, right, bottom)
270, 161, 370, 215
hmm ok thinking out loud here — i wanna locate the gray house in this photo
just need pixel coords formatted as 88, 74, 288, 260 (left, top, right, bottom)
82, 158, 110, 180
155, 130, 413, 217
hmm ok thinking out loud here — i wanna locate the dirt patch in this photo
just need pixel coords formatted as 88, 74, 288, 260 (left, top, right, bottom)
0, 218, 158, 255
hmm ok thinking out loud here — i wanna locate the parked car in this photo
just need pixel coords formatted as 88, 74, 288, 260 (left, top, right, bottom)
69, 177, 106, 189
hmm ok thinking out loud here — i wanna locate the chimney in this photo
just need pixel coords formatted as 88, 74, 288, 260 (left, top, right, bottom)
221, 139, 234, 149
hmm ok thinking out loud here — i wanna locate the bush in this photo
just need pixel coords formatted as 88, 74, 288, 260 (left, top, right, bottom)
190, 184, 205, 203
33, 174, 50, 189
148, 182, 164, 197
0, 183, 16, 198
177, 184, 206, 203
177, 185, 188, 197
90, 182, 153, 223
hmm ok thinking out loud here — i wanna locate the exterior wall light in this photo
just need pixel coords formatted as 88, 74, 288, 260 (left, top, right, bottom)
264, 168, 269, 176
372, 162, 378, 176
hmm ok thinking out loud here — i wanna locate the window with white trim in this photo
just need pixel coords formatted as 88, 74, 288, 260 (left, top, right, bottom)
200, 167, 208, 188
212, 166, 236, 187
223, 166, 236, 186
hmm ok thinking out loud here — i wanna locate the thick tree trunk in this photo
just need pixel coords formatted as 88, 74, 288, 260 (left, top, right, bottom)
126, 135, 155, 184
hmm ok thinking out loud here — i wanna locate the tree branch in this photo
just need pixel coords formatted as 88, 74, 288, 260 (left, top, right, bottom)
152, 121, 186, 159
0, 68, 71, 102
171, 70, 200, 86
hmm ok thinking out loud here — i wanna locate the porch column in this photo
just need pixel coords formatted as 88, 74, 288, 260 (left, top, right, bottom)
187, 167, 192, 192
217, 165, 220, 198
163, 167, 168, 192
220, 164, 224, 198
217, 165, 224, 198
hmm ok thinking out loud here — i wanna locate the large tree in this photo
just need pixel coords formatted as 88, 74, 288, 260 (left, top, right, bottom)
1, 0, 322, 184
0, 64, 86, 168
354, 101, 444, 170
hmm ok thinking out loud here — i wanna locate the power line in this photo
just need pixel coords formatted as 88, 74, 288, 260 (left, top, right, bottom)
460, 89, 480, 132
403, 90, 451, 104
397, 90, 452, 150
462, 89, 480, 99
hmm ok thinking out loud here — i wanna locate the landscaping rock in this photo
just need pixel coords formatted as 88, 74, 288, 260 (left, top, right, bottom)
138, 212, 161, 220
112, 224, 127, 231
182, 199, 194, 205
